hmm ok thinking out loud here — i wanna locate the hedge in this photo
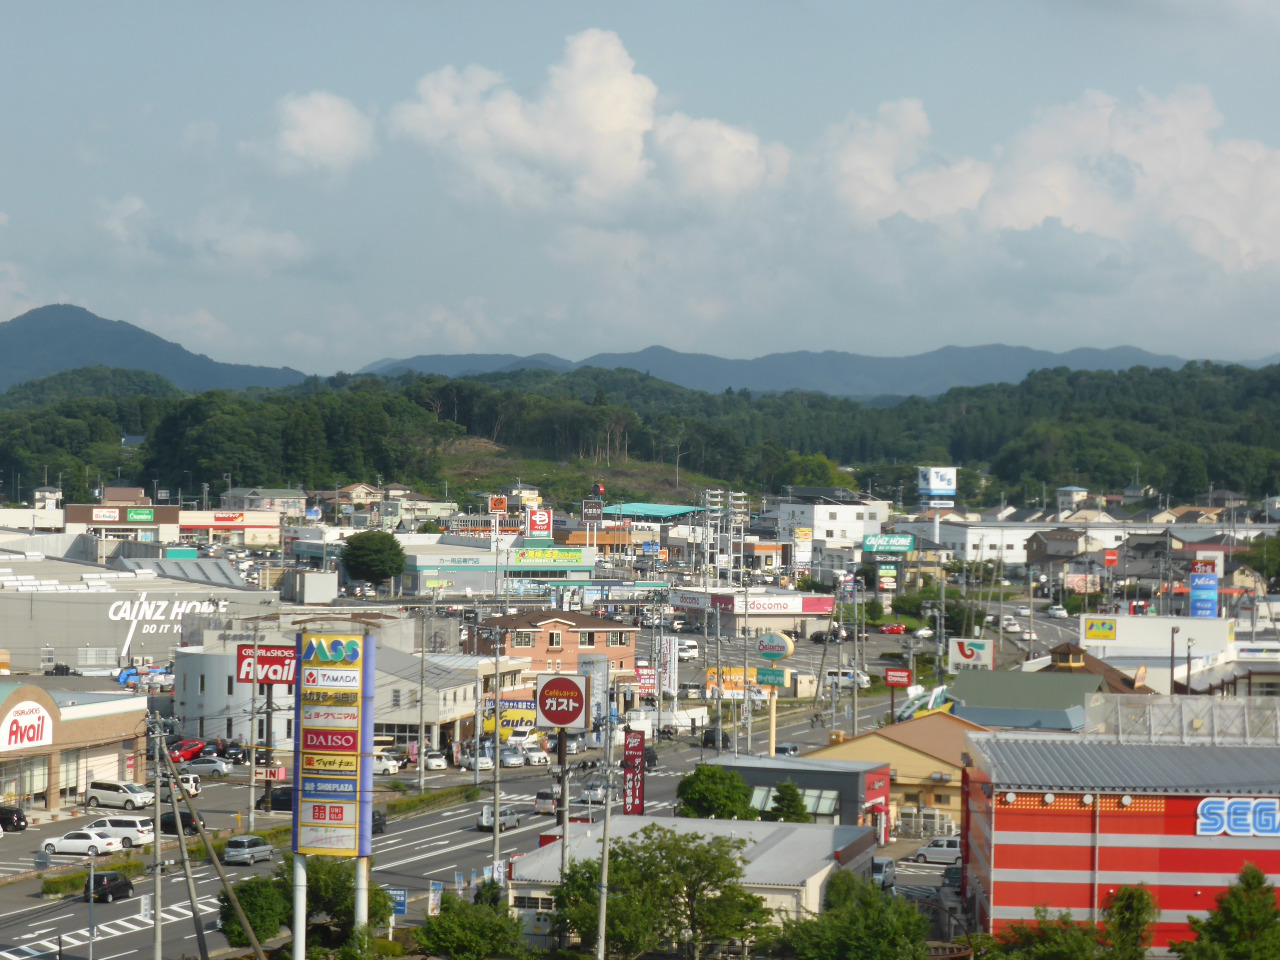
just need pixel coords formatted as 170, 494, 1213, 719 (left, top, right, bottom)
385, 783, 481, 816
41, 858, 148, 896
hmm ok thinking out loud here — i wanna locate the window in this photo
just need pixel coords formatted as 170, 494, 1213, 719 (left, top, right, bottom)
935, 794, 951, 805
826, 530, 834, 538
512, 631, 535, 648
547, 660, 554, 671
391, 690, 402, 709
840, 530, 846, 538
226, 677, 233, 696
607, 632, 626, 647
856, 512, 864, 520
226, 718, 233, 738
555, 660, 561, 672
904, 792, 920, 805
199, 675, 206, 694
868, 511, 877, 520
257, 719, 265, 741
580, 632, 596, 648
513, 895, 556, 910
828, 511, 837, 520
285, 719, 293, 739
548, 631, 562, 649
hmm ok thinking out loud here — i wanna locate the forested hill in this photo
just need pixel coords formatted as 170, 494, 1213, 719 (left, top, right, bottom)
1, 360, 1279, 508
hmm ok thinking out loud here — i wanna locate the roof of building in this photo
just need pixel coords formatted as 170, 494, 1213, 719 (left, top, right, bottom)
601, 503, 703, 520
807, 711, 987, 768
510, 815, 869, 888
705, 754, 887, 777
969, 732, 1280, 794
1040, 643, 1158, 695
117, 557, 250, 590
478, 609, 637, 632
225, 487, 305, 498
951, 703, 1086, 732
948, 671, 1105, 711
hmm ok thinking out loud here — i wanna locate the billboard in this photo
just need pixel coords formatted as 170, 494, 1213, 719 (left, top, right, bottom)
660, 636, 678, 696
635, 665, 656, 697
293, 632, 374, 858
534, 675, 589, 732
793, 527, 813, 565
1190, 559, 1219, 619
236, 644, 297, 685
704, 667, 761, 701
488, 495, 508, 516
948, 638, 994, 672
622, 730, 645, 815
862, 533, 915, 553
512, 547, 583, 566
481, 697, 538, 736
582, 500, 604, 523
917, 466, 958, 499
527, 508, 553, 536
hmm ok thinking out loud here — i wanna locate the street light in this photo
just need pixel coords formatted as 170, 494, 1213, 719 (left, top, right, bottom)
1169, 626, 1180, 694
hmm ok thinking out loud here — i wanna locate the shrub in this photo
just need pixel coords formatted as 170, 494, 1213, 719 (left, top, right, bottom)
41, 859, 147, 896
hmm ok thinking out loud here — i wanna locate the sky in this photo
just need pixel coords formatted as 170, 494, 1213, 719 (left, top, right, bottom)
3, 2, 1280, 374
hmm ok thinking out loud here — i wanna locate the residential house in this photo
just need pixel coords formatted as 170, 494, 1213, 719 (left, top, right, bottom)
220, 487, 307, 517
474, 610, 639, 677
102, 486, 150, 506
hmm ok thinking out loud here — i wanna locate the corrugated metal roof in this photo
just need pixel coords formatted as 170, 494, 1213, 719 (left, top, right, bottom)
971, 733, 1280, 794
601, 503, 703, 519
948, 671, 1104, 711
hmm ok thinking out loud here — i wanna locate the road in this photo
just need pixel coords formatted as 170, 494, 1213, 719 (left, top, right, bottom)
0, 695, 885, 959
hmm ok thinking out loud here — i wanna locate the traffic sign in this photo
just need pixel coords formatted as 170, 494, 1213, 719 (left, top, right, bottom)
535, 674, 590, 731
757, 667, 785, 687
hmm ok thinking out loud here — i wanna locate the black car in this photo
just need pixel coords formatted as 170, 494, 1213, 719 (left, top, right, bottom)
0, 806, 27, 831
160, 811, 206, 836
221, 743, 247, 764
372, 810, 386, 835
701, 728, 731, 749
85, 871, 134, 903
255, 787, 293, 812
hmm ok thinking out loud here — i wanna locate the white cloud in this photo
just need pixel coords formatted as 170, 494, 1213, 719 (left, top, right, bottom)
180, 203, 307, 275
249, 91, 376, 174
101, 194, 150, 249
182, 120, 220, 152
137, 307, 232, 353
390, 29, 785, 208
0, 261, 34, 323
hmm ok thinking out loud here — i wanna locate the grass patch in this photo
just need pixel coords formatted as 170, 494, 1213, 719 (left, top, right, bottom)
385, 783, 482, 817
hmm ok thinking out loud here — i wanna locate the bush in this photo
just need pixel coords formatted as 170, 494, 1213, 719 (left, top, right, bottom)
372, 940, 405, 957
41, 859, 147, 896
219, 874, 290, 947
385, 784, 480, 817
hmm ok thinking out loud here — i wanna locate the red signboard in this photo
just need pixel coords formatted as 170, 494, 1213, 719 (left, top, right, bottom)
488, 495, 508, 516
1191, 559, 1217, 575
634, 666, 656, 697
884, 668, 913, 688
236, 645, 298, 685
622, 730, 645, 815
1104, 549, 1118, 567
535, 674, 589, 731
527, 508, 552, 535
302, 729, 359, 753
214, 512, 245, 522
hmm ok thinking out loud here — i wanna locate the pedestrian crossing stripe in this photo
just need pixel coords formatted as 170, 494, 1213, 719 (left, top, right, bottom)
0, 898, 220, 960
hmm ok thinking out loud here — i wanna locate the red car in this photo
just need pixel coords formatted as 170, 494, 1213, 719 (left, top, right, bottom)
879, 622, 907, 635
168, 740, 205, 763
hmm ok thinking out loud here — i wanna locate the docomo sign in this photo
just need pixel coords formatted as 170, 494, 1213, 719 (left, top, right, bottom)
755, 633, 794, 662
1, 701, 52, 751
527, 508, 553, 535
535, 673, 590, 731
884, 668, 913, 688
236, 645, 298, 685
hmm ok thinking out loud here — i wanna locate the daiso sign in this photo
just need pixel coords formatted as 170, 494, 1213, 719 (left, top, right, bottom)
0, 701, 53, 752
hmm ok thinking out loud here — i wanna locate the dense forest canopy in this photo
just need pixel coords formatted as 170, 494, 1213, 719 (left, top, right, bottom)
0, 361, 1277, 509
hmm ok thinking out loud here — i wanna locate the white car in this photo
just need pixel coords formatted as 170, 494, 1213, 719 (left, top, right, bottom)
372, 755, 399, 775
1002, 620, 1021, 633
522, 745, 550, 766
1015, 605, 1032, 617
181, 757, 232, 778
44, 830, 121, 857
424, 751, 448, 771
1046, 605, 1069, 619
84, 817, 153, 849
499, 747, 526, 768
913, 626, 934, 639
1021, 630, 1038, 642
461, 754, 494, 772
578, 779, 621, 804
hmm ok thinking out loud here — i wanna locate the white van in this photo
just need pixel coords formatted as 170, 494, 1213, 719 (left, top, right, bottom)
677, 639, 699, 661
86, 780, 155, 810
505, 727, 537, 747
824, 667, 871, 690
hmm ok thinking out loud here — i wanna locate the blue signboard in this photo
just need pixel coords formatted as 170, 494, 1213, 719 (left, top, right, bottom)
642, 541, 659, 555
389, 887, 408, 916
1190, 567, 1219, 619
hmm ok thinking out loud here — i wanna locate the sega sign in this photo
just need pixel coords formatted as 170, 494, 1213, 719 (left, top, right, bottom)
1196, 797, 1280, 837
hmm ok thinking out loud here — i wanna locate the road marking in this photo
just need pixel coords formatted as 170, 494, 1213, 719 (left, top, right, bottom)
100, 951, 139, 960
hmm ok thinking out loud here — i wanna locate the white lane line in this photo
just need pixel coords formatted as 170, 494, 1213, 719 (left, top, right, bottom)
374, 820, 546, 872
100, 951, 139, 960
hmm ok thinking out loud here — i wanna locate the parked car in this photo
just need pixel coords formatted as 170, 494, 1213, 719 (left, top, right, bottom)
879, 622, 906, 635
0, 806, 26, 831
460, 753, 494, 772
45, 830, 121, 857
168, 740, 205, 763
499, 747, 526, 768
160, 811, 207, 836
872, 857, 896, 889
221, 743, 247, 764
255, 787, 292, 812
522, 745, 550, 766
222, 835, 274, 865
181, 756, 232, 778
86, 780, 154, 811
701, 728, 731, 749
148, 774, 201, 802
505, 727, 538, 748
1046, 605, 1070, 619
424, 751, 448, 771
913, 837, 962, 864
198, 742, 222, 758
372, 755, 399, 775
85, 817, 153, 849
476, 806, 521, 832
85, 870, 134, 903
547, 733, 584, 755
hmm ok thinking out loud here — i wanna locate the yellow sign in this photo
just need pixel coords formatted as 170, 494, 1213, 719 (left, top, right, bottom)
1083, 618, 1117, 641
300, 753, 360, 774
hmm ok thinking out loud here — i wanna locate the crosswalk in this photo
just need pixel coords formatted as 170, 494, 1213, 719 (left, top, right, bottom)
894, 860, 948, 880
0, 896, 219, 959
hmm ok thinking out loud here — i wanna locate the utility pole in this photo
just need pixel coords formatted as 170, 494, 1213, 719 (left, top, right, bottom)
491, 631, 503, 881
247, 625, 259, 832
594, 672, 614, 960
169, 785, 210, 960
418, 616, 427, 791
152, 718, 163, 960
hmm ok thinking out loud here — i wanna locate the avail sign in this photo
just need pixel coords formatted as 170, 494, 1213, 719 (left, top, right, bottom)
0, 701, 52, 751
236, 645, 297, 685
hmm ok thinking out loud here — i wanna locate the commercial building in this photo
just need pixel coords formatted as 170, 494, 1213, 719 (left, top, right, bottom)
963, 721, 1280, 952
220, 487, 307, 517
0, 681, 147, 815
509, 815, 875, 939
473, 610, 639, 677
667, 587, 835, 637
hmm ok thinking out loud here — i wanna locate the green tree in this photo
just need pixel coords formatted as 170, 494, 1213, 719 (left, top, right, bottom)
1172, 863, 1280, 960
216, 875, 290, 948
341, 530, 406, 591
993, 905, 1104, 959
779, 872, 928, 960
414, 891, 528, 960
554, 853, 671, 959
675, 765, 756, 820
1102, 884, 1158, 960
276, 853, 394, 943
766, 780, 811, 823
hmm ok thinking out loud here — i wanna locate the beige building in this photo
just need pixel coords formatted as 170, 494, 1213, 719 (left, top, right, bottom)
806, 712, 986, 837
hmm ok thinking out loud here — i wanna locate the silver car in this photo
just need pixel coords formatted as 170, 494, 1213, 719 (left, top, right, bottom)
476, 807, 521, 832
223, 835, 274, 865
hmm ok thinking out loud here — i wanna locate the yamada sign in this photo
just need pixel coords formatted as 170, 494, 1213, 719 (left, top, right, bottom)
0, 701, 52, 752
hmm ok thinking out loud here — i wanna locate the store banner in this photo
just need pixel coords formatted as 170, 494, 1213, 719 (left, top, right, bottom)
622, 730, 645, 815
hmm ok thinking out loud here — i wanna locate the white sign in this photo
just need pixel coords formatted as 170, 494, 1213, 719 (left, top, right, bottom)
918, 466, 958, 499
301, 705, 360, 729
300, 667, 361, 689
0, 701, 52, 751
947, 638, 994, 672
661, 635, 679, 696
92, 508, 120, 522
756, 633, 794, 661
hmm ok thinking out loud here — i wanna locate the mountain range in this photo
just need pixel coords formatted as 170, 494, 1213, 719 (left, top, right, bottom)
0, 304, 1217, 397
359, 343, 1195, 397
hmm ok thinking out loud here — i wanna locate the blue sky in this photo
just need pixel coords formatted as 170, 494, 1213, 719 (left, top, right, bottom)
3, 2, 1280, 373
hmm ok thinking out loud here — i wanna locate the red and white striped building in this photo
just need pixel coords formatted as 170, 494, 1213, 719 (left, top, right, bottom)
962, 731, 1280, 954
